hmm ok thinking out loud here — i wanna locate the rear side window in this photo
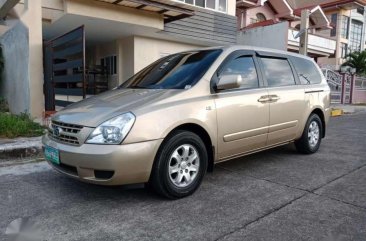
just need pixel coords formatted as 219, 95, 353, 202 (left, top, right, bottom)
219, 56, 259, 89
260, 58, 296, 87
291, 57, 322, 85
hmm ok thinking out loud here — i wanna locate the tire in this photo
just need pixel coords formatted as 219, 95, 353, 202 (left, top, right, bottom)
150, 130, 208, 199
295, 114, 323, 154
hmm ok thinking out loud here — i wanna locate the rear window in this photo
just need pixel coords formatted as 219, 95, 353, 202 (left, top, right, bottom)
291, 57, 322, 85
119, 49, 222, 90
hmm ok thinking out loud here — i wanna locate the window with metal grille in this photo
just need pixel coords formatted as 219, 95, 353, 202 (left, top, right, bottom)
341, 15, 350, 39
341, 43, 348, 58
330, 14, 338, 37
349, 19, 363, 52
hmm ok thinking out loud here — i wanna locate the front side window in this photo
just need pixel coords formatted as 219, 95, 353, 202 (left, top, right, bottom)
291, 57, 322, 85
119, 49, 222, 90
260, 58, 296, 87
219, 56, 259, 90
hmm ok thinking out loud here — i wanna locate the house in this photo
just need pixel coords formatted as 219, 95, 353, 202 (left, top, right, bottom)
236, 0, 366, 67
0, 0, 237, 118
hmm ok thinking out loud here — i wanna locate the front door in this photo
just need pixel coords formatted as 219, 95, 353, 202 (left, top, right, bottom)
213, 51, 270, 160
257, 54, 305, 146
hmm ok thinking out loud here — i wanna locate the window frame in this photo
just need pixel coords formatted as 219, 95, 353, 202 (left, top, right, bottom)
210, 50, 264, 94
256, 51, 301, 88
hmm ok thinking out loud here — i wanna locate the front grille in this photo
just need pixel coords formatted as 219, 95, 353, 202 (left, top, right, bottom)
48, 121, 83, 145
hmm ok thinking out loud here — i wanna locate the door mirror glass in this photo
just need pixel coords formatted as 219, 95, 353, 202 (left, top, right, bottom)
216, 74, 242, 90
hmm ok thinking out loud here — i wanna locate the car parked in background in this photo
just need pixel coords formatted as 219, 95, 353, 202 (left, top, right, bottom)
43, 46, 331, 199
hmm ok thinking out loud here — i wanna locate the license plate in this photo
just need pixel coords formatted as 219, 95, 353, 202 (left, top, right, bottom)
44, 146, 60, 165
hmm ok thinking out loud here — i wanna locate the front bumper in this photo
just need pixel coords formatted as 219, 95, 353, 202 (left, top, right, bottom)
42, 134, 163, 185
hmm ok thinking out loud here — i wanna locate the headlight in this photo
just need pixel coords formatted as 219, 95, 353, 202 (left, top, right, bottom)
85, 112, 135, 144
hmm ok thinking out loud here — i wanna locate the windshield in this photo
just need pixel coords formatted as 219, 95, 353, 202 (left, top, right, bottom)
119, 49, 222, 90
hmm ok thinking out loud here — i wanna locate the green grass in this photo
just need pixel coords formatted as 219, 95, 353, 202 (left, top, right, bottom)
0, 112, 45, 138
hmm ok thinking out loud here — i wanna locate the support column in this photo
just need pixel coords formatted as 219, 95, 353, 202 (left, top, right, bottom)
116, 36, 135, 85
350, 74, 355, 104
299, 9, 310, 56
22, 0, 44, 117
341, 73, 346, 104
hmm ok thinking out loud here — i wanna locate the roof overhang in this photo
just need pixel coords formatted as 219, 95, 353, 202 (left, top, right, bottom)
262, 0, 299, 20
294, 5, 331, 30
320, 0, 366, 10
96, 0, 195, 23
0, 0, 19, 20
236, 0, 258, 9
308, 6, 331, 30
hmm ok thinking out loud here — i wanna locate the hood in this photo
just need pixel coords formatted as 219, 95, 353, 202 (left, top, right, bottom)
52, 88, 181, 127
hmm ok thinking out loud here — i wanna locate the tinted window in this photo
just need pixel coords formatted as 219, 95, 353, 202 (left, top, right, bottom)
291, 57, 322, 85
219, 56, 259, 89
119, 49, 222, 89
260, 58, 296, 87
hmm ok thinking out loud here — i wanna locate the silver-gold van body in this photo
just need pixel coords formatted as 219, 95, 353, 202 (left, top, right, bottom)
42, 45, 330, 186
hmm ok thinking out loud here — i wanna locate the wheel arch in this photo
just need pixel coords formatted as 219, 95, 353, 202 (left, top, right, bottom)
310, 108, 326, 138
163, 123, 215, 172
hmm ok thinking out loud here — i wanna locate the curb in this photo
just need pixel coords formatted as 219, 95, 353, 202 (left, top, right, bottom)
0, 137, 43, 160
331, 108, 344, 117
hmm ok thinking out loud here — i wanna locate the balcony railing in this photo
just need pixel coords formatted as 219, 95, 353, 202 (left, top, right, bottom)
288, 29, 336, 55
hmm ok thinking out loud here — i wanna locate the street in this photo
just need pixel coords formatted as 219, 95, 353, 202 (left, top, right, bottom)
1, 112, 366, 241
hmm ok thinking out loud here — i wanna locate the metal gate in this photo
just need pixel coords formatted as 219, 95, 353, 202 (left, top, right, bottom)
322, 69, 352, 104
44, 26, 85, 111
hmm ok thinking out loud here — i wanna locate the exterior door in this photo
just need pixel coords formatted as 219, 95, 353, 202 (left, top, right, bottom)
257, 54, 305, 146
213, 51, 270, 160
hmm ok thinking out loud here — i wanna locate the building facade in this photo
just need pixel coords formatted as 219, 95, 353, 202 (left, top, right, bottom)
236, 0, 366, 68
316, 4, 366, 70
0, 0, 237, 118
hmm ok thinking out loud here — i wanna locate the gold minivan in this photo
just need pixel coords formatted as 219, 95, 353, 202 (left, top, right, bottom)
43, 46, 331, 198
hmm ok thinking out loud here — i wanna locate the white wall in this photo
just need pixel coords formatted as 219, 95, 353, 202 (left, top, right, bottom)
0, 0, 44, 117
133, 36, 203, 73
237, 22, 288, 50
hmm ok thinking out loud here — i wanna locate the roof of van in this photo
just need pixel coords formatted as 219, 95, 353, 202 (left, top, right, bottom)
193, 45, 314, 61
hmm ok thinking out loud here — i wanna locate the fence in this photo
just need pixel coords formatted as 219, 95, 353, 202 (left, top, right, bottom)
322, 69, 366, 104
353, 76, 366, 104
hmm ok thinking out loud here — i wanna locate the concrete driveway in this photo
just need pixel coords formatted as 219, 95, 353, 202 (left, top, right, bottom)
1, 113, 366, 241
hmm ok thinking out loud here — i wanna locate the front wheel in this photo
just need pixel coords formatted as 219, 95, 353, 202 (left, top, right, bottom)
295, 114, 323, 154
150, 130, 208, 199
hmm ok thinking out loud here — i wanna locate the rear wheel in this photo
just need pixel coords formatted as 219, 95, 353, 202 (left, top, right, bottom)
150, 130, 208, 199
295, 114, 322, 154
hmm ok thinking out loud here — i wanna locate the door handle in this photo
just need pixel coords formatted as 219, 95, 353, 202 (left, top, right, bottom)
258, 95, 271, 103
269, 95, 280, 102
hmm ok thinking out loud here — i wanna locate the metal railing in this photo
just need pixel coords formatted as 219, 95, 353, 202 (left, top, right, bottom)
322, 69, 343, 103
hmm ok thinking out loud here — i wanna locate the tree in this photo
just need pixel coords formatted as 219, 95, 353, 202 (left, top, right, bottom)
342, 50, 366, 76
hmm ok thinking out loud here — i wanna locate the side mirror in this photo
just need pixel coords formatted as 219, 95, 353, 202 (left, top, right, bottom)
216, 74, 242, 90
